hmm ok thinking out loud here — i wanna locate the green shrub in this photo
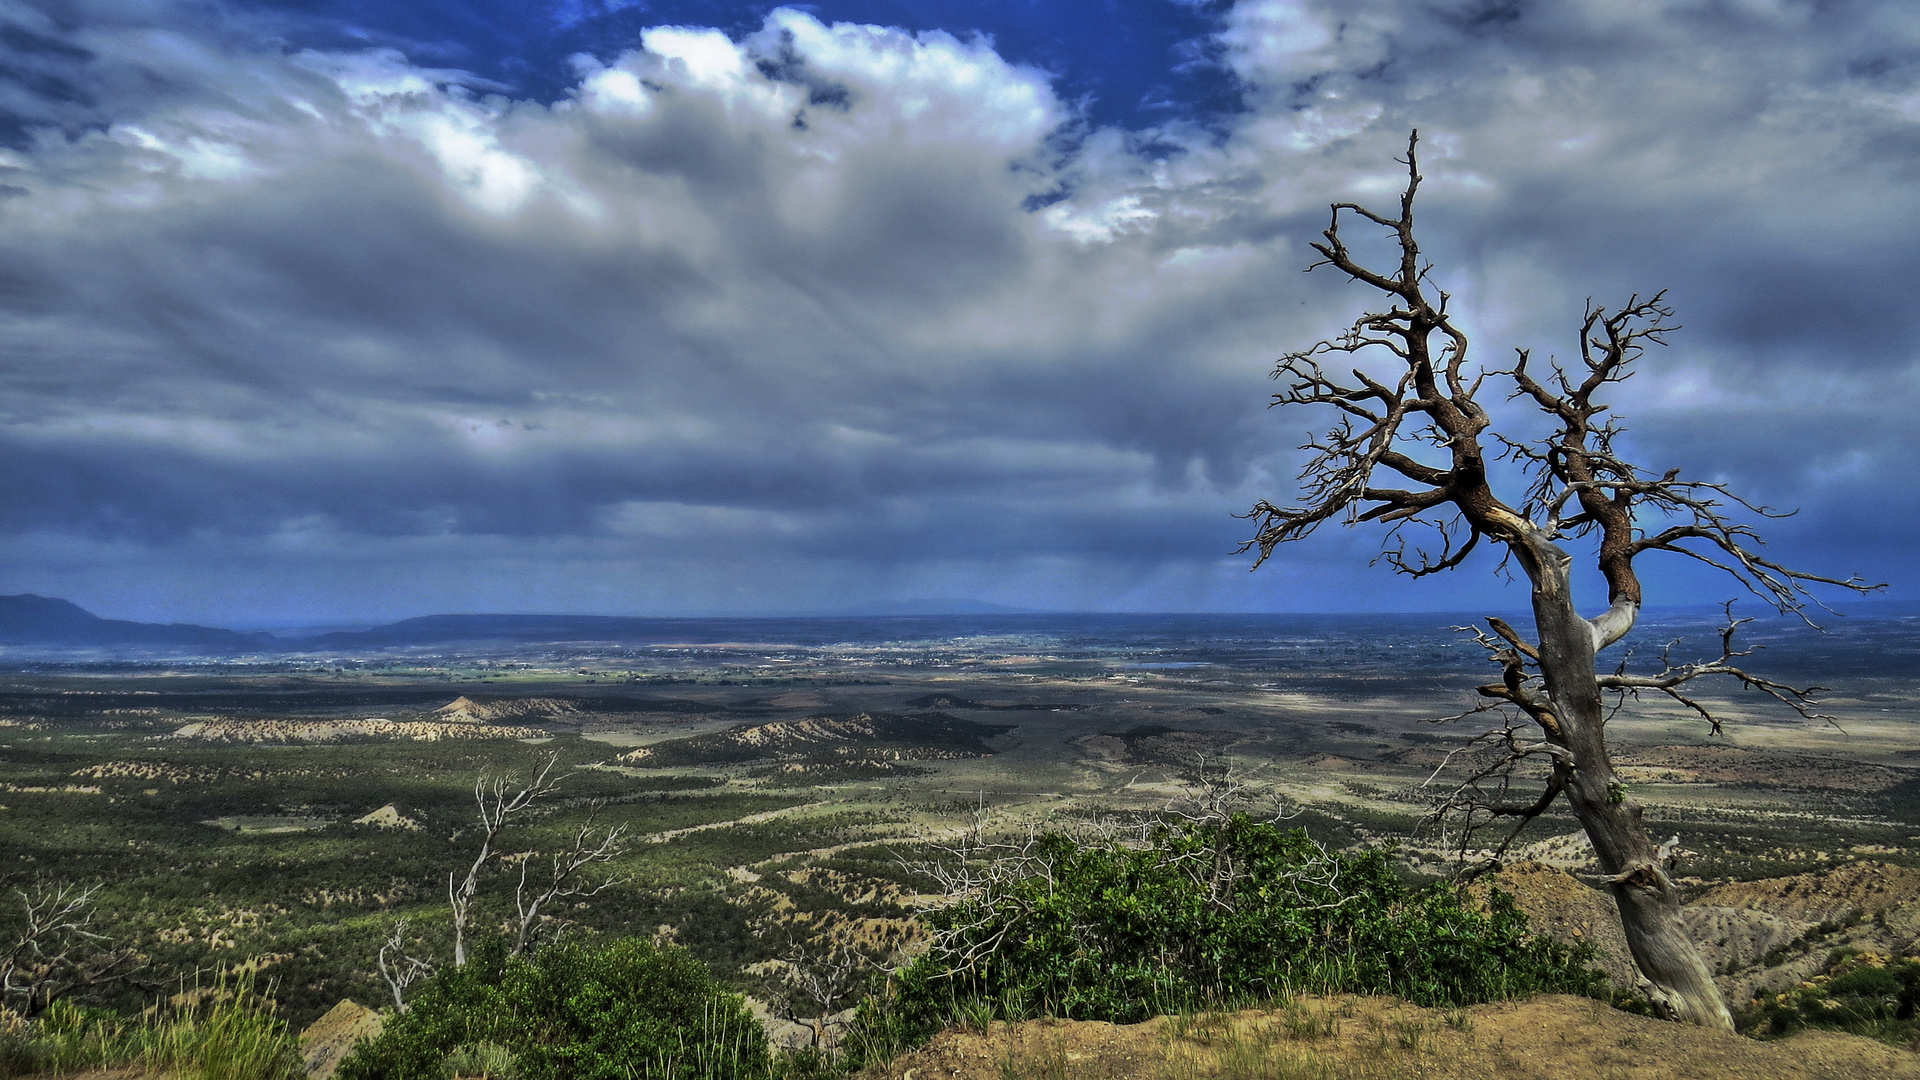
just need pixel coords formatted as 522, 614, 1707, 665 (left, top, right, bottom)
1747, 949, 1920, 1045
850, 816, 1603, 1063
337, 936, 769, 1080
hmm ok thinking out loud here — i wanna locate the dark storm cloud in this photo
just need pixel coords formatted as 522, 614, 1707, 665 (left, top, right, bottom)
0, 0, 1911, 620
1199, 1, 1920, 585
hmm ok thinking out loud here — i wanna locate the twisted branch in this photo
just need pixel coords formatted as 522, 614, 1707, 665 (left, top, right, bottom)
1595, 603, 1838, 734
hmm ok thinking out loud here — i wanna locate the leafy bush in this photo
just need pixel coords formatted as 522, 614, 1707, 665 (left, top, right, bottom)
851, 815, 1603, 1062
337, 935, 769, 1080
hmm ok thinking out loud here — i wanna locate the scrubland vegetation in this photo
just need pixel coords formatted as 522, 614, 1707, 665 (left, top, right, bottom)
0, 633, 1915, 1078
842, 813, 1606, 1073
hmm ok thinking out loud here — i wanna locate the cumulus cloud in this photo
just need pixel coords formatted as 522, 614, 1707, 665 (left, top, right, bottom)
0, 0, 1910, 621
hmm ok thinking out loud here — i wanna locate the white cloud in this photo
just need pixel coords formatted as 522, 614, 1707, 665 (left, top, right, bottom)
0, 1, 1911, 617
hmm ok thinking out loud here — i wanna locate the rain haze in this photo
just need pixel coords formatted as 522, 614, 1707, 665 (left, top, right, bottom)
0, 0, 1911, 627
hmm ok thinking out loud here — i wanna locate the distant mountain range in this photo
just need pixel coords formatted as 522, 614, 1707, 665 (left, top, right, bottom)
0, 595, 273, 651
0, 593, 1909, 656
294, 603, 1040, 649
0, 595, 1047, 653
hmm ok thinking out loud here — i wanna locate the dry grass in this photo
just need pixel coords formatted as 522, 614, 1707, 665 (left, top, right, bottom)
873, 994, 1920, 1080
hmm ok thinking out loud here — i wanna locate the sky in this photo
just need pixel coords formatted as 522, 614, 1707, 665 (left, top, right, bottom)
0, 0, 1912, 626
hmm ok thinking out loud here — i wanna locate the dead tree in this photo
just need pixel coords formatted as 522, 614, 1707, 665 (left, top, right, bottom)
1240, 132, 1880, 1029
376, 919, 433, 1012
773, 938, 874, 1050
0, 882, 143, 1017
1163, 755, 1297, 909
378, 754, 627, 1009
509, 811, 627, 958
447, 754, 571, 967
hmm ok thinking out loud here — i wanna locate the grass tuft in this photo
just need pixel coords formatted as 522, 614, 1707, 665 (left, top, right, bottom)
0, 973, 301, 1080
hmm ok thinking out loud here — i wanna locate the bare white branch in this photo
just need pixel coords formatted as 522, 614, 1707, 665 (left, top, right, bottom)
0, 881, 140, 1017
511, 810, 628, 957
450, 753, 563, 967
376, 918, 434, 1012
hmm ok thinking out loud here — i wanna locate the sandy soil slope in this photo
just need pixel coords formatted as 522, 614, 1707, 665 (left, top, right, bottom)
1476, 859, 1920, 1006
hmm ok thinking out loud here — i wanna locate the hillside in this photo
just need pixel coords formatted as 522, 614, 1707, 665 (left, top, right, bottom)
877, 995, 1920, 1080
432, 694, 718, 722
1477, 859, 1920, 1010
0, 594, 270, 651
1695, 860, 1920, 920
618, 711, 1013, 766
169, 717, 545, 742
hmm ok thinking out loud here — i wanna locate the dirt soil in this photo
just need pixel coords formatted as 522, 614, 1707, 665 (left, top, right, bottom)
1469, 861, 1639, 989
869, 994, 1920, 1080
1695, 861, 1920, 921
299, 998, 383, 1079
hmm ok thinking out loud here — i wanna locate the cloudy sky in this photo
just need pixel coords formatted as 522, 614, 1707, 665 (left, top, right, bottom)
0, 0, 1911, 626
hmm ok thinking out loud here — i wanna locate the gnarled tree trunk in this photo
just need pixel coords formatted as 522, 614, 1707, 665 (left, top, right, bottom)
1523, 537, 1732, 1028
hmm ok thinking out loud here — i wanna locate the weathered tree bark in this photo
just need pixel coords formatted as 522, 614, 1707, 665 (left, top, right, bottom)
1241, 131, 1877, 1030
1519, 535, 1732, 1027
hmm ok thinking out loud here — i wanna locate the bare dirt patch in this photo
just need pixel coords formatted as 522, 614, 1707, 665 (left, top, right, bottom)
299, 998, 383, 1080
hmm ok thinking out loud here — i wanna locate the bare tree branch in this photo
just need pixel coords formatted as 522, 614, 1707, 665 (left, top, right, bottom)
448, 754, 562, 967
510, 810, 627, 957
772, 937, 878, 1050
0, 881, 143, 1018
376, 918, 434, 1012
1421, 718, 1572, 880
1594, 603, 1839, 733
